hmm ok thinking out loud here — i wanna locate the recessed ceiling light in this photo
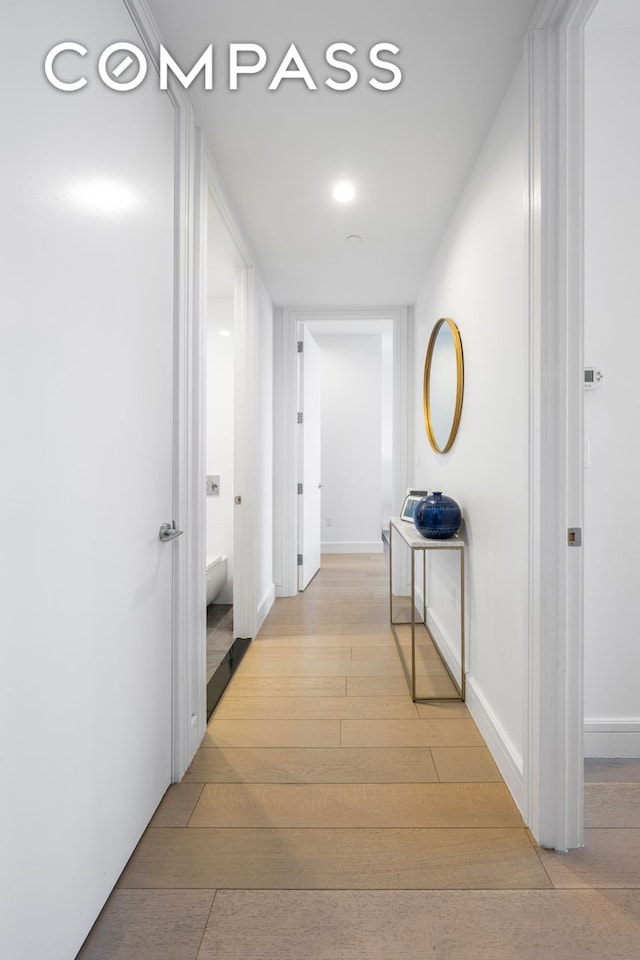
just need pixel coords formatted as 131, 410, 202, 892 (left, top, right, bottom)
346, 234, 363, 245
219, 329, 231, 337
332, 181, 356, 203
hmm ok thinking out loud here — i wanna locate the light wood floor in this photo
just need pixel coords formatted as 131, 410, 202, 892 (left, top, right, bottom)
78, 554, 640, 958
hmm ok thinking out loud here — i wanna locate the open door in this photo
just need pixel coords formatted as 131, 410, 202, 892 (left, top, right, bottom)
298, 326, 322, 590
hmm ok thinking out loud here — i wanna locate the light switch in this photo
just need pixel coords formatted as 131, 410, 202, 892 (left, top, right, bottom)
584, 367, 604, 390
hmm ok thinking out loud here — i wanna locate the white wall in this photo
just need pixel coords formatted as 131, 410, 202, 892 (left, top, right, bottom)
315, 335, 383, 553
206, 298, 234, 603
583, 6, 640, 756
412, 60, 530, 808
0, 1, 178, 957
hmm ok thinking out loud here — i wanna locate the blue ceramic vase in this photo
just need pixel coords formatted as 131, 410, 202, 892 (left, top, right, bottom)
413, 491, 461, 540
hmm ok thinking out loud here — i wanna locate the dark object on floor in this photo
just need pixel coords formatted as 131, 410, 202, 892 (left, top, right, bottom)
206, 636, 251, 720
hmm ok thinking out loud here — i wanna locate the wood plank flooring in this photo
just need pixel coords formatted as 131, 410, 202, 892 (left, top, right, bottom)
77, 555, 640, 959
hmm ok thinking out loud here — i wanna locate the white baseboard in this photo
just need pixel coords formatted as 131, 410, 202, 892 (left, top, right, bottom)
465, 676, 526, 818
407, 595, 527, 820
321, 541, 383, 554
256, 583, 275, 631
584, 720, 640, 758
425, 607, 461, 680
411, 590, 461, 681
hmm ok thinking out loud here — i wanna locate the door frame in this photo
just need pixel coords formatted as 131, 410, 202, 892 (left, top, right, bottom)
274, 307, 410, 597
124, 0, 199, 781
526, 0, 598, 850
192, 133, 260, 675
297, 326, 323, 590
126, 0, 260, 779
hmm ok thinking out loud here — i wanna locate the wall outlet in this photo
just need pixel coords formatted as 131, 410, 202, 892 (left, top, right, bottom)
206, 475, 220, 496
325, 517, 332, 527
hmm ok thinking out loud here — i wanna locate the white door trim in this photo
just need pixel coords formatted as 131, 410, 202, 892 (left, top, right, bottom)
297, 326, 323, 590
125, 0, 262, 778
194, 138, 260, 641
273, 308, 300, 597
526, 0, 598, 850
232, 264, 259, 638
274, 307, 410, 597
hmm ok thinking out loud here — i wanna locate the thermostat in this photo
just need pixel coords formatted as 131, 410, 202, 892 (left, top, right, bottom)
584, 367, 604, 390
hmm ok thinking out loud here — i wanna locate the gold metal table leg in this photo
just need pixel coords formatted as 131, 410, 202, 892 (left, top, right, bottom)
460, 545, 465, 701
388, 522, 393, 625
411, 548, 416, 701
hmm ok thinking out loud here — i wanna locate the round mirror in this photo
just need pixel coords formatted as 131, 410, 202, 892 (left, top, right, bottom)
423, 318, 464, 454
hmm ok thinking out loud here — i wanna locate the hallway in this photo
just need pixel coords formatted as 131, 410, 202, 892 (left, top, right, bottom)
77, 555, 640, 959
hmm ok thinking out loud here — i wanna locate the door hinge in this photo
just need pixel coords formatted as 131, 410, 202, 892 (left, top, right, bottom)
297, 483, 303, 495
297, 340, 303, 353
568, 527, 582, 547
297, 553, 303, 566
297, 412, 303, 424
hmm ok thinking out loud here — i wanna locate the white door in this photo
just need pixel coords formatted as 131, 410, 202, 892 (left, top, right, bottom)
1, 3, 176, 955
298, 327, 322, 589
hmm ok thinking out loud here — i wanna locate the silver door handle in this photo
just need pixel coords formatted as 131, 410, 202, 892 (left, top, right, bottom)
159, 521, 184, 542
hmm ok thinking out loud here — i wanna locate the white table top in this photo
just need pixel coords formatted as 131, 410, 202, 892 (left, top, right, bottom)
390, 516, 464, 549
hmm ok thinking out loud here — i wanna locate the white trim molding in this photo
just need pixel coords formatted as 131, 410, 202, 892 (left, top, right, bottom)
467, 677, 526, 815
526, 0, 599, 851
584, 721, 640, 758
274, 307, 410, 597
321, 541, 384, 554
190, 132, 261, 767
273, 307, 300, 597
232, 265, 259, 639
197, 138, 265, 644
124, 0, 201, 783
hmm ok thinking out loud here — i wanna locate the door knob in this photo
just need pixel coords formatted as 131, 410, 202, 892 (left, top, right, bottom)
159, 521, 184, 542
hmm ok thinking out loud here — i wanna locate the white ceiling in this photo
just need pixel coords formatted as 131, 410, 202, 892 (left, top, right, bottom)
147, 0, 540, 308
590, 0, 640, 27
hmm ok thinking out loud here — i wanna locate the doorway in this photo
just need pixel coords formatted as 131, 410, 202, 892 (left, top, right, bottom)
274, 309, 409, 599
204, 195, 246, 716
200, 166, 259, 716
299, 320, 394, 579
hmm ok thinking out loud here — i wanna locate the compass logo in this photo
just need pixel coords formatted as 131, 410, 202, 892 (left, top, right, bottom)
44, 41, 403, 93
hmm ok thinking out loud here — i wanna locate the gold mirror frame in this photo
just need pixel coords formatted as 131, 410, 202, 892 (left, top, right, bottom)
423, 317, 464, 454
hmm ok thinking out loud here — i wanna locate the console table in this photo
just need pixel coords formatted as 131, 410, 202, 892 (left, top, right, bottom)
389, 517, 465, 703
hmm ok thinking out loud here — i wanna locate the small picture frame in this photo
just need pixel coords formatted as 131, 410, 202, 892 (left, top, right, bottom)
400, 493, 424, 522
